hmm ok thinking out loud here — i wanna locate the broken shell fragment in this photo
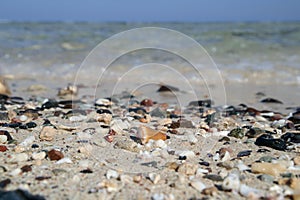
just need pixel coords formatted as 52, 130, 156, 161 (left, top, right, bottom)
137, 125, 168, 144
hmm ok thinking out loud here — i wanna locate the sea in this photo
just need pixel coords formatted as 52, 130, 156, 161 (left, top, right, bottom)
0, 22, 300, 106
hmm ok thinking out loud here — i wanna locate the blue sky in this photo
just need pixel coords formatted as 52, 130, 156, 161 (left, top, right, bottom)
1, 0, 300, 22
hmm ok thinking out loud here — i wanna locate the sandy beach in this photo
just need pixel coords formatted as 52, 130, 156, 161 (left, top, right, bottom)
1, 22, 300, 200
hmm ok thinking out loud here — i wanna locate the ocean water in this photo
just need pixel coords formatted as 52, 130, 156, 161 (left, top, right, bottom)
0, 22, 300, 105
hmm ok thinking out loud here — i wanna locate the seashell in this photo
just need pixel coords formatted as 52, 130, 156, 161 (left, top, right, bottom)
137, 125, 168, 144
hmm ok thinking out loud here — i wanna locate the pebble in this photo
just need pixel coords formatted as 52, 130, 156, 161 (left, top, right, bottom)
257, 174, 274, 183
56, 157, 72, 164
201, 186, 218, 195
0, 135, 7, 143
178, 150, 195, 159
190, 180, 206, 192
106, 169, 119, 179
222, 173, 240, 191
9, 153, 28, 163
237, 150, 252, 158
251, 162, 287, 176
0, 145, 8, 152
32, 151, 46, 160
235, 161, 250, 171
177, 162, 198, 175
39, 126, 58, 141
140, 99, 154, 107
47, 149, 64, 161
239, 184, 263, 198
10, 168, 22, 176
149, 173, 161, 184
203, 174, 223, 182
228, 127, 245, 139
255, 134, 287, 151
151, 193, 165, 200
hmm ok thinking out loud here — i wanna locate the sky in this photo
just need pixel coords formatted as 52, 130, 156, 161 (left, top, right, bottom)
0, 0, 300, 22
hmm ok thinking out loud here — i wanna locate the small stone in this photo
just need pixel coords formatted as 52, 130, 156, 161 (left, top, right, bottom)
137, 125, 168, 144
149, 173, 161, 184
257, 174, 274, 183
190, 180, 206, 192
0, 178, 11, 188
255, 134, 286, 151
237, 150, 252, 158
106, 169, 119, 179
259, 156, 274, 163
150, 107, 166, 118
21, 165, 32, 173
19, 115, 28, 122
260, 98, 283, 104
178, 150, 195, 159
201, 186, 218, 195
0, 145, 8, 152
56, 157, 72, 164
203, 174, 223, 182
80, 168, 93, 174
10, 168, 22, 176
97, 113, 112, 125
98, 179, 119, 193
151, 193, 165, 200
222, 173, 240, 191
39, 126, 57, 141
141, 99, 154, 107
0, 135, 7, 143
9, 153, 28, 163
47, 149, 64, 161
228, 127, 245, 139
251, 162, 287, 176
177, 162, 198, 175
32, 152, 46, 160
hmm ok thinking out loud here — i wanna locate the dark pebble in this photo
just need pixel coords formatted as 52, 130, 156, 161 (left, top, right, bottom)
96, 109, 112, 115
80, 168, 93, 174
9, 96, 25, 105
140, 99, 154, 107
257, 148, 271, 153
150, 107, 166, 118
21, 165, 32, 173
176, 119, 195, 128
31, 144, 39, 148
0, 189, 46, 200
218, 136, 230, 142
228, 127, 245, 139
0, 145, 8, 152
157, 85, 179, 92
47, 149, 64, 161
246, 127, 264, 138
41, 99, 59, 110
203, 174, 223, 182
259, 156, 274, 163
188, 99, 212, 108
25, 122, 37, 129
257, 174, 274, 183
237, 150, 252, 157
260, 98, 283, 104
35, 176, 51, 181
0, 112, 8, 121
199, 161, 210, 166
255, 134, 287, 151
128, 107, 147, 115
281, 132, 300, 143
0, 178, 11, 188
178, 155, 187, 160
